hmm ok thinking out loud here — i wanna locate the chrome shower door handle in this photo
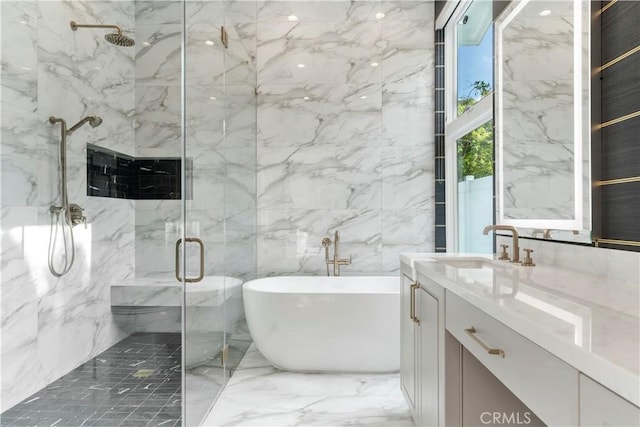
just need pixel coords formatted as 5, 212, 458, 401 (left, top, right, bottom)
175, 237, 205, 283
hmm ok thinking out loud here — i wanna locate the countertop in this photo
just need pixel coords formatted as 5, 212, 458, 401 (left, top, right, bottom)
404, 253, 640, 407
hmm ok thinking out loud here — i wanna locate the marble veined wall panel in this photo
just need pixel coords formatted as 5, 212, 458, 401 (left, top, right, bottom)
1, 0, 135, 410
256, 1, 434, 276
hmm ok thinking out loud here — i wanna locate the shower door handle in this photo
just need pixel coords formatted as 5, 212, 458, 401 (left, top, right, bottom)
175, 237, 205, 283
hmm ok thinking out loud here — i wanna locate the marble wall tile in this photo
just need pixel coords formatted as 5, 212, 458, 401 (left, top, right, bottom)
381, 1, 434, 22
255, 0, 434, 276
135, 0, 181, 26
257, 208, 383, 276
257, 84, 382, 147
1, 1, 38, 112
0, 103, 43, 206
381, 18, 433, 85
382, 82, 434, 146
135, 85, 181, 156
257, 20, 382, 86
1, 0, 136, 410
135, 23, 181, 86
188, 1, 258, 26
257, 144, 382, 211
382, 145, 434, 210
256, 1, 382, 23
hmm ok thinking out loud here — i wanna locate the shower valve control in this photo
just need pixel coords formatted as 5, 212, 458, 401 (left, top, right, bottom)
69, 204, 86, 227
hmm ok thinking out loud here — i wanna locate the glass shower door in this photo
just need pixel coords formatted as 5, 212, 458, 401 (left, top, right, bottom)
181, 3, 228, 425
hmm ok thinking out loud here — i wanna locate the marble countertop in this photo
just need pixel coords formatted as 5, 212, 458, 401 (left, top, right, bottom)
405, 253, 640, 407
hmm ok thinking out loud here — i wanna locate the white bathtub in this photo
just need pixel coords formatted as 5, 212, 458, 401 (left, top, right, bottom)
243, 276, 400, 373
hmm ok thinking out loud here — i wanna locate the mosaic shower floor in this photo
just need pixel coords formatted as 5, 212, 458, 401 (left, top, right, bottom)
1, 333, 182, 427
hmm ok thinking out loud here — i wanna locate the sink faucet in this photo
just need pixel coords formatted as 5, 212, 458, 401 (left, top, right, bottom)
321, 230, 352, 276
483, 225, 521, 263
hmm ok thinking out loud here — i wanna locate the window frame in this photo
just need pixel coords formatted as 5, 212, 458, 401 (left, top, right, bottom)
443, 1, 494, 253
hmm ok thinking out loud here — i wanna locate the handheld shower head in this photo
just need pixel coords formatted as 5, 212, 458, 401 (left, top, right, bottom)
66, 115, 103, 135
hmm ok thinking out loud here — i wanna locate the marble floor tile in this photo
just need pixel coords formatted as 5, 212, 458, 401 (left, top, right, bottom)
203, 344, 413, 427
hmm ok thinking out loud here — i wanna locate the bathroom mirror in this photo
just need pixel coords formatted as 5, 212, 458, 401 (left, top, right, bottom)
495, 0, 592, 243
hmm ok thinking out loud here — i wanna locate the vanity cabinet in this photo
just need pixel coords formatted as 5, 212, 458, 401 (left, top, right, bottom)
446, 292, 580, 427
580, 374, 640, 426
400, 263, 446, 426
400, 269, 418, 419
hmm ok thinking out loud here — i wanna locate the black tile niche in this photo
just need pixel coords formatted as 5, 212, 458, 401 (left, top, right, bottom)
87, 145, 192, 200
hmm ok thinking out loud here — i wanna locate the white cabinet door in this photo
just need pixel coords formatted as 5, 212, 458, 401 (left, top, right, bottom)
400, 271, 418, 419
580, 374, 640, 426
418, 288, 439, 427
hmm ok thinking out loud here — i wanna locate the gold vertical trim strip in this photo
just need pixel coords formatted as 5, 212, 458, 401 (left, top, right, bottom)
597, 176, 640, 186
599, 45, 640, 72
600, 0, 618, 14
595, 238, 640, 247
597, 111, 640, 129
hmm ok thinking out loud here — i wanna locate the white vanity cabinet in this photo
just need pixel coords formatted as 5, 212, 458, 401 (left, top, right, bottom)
400, 267, 419, 419
400, 261, 446, 427
401, 254, 639, 427
580, 374, 640, 426
446, 291, 580, 426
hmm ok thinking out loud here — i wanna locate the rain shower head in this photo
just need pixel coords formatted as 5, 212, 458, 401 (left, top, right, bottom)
67, 115, 103, 135
104, 32, 135, 47
70, 21, 135, 47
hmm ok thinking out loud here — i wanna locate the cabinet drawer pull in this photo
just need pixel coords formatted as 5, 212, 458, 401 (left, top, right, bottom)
410, 283, 421, 325
465, 326, 505, 358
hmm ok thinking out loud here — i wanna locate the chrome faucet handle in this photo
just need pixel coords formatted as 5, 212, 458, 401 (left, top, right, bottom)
522, 249, 535, 267
498, 244, 510, 261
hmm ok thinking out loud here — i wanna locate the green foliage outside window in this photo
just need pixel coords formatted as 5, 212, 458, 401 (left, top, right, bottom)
457, 81, 494, 181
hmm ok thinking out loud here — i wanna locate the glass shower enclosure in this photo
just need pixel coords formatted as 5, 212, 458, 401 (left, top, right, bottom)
0, 0, 256, 425
181, 1, 257, 424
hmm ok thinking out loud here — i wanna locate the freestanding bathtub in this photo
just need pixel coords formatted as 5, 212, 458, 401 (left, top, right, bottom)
243, 276, 400, 373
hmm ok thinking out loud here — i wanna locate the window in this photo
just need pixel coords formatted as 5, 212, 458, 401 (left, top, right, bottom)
445, 0, 494, 253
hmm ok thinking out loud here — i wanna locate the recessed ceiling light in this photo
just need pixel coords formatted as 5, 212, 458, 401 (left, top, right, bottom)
360, 95, 368, 100
303, 96, 310, 100
297, 63, 306, 68
539, 9, 551, 16
375, 12, 385, 19
370, 62, 379, 67
205, 40, 215, 46
209, 96, 217, 100
94, 66, 102, 70
20, 66, 32, 71
288, 15, 298, 21
142, 41, 151, 47
19, 20, 27, 25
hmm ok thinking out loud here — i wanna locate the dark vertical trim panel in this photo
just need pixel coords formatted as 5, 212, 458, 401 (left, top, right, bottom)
592, 1, 603, 242
596, 0, 640, 252
435, 28, 446, 252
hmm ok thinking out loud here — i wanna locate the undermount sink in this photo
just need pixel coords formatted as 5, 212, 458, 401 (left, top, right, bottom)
433, 257, 509, 269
